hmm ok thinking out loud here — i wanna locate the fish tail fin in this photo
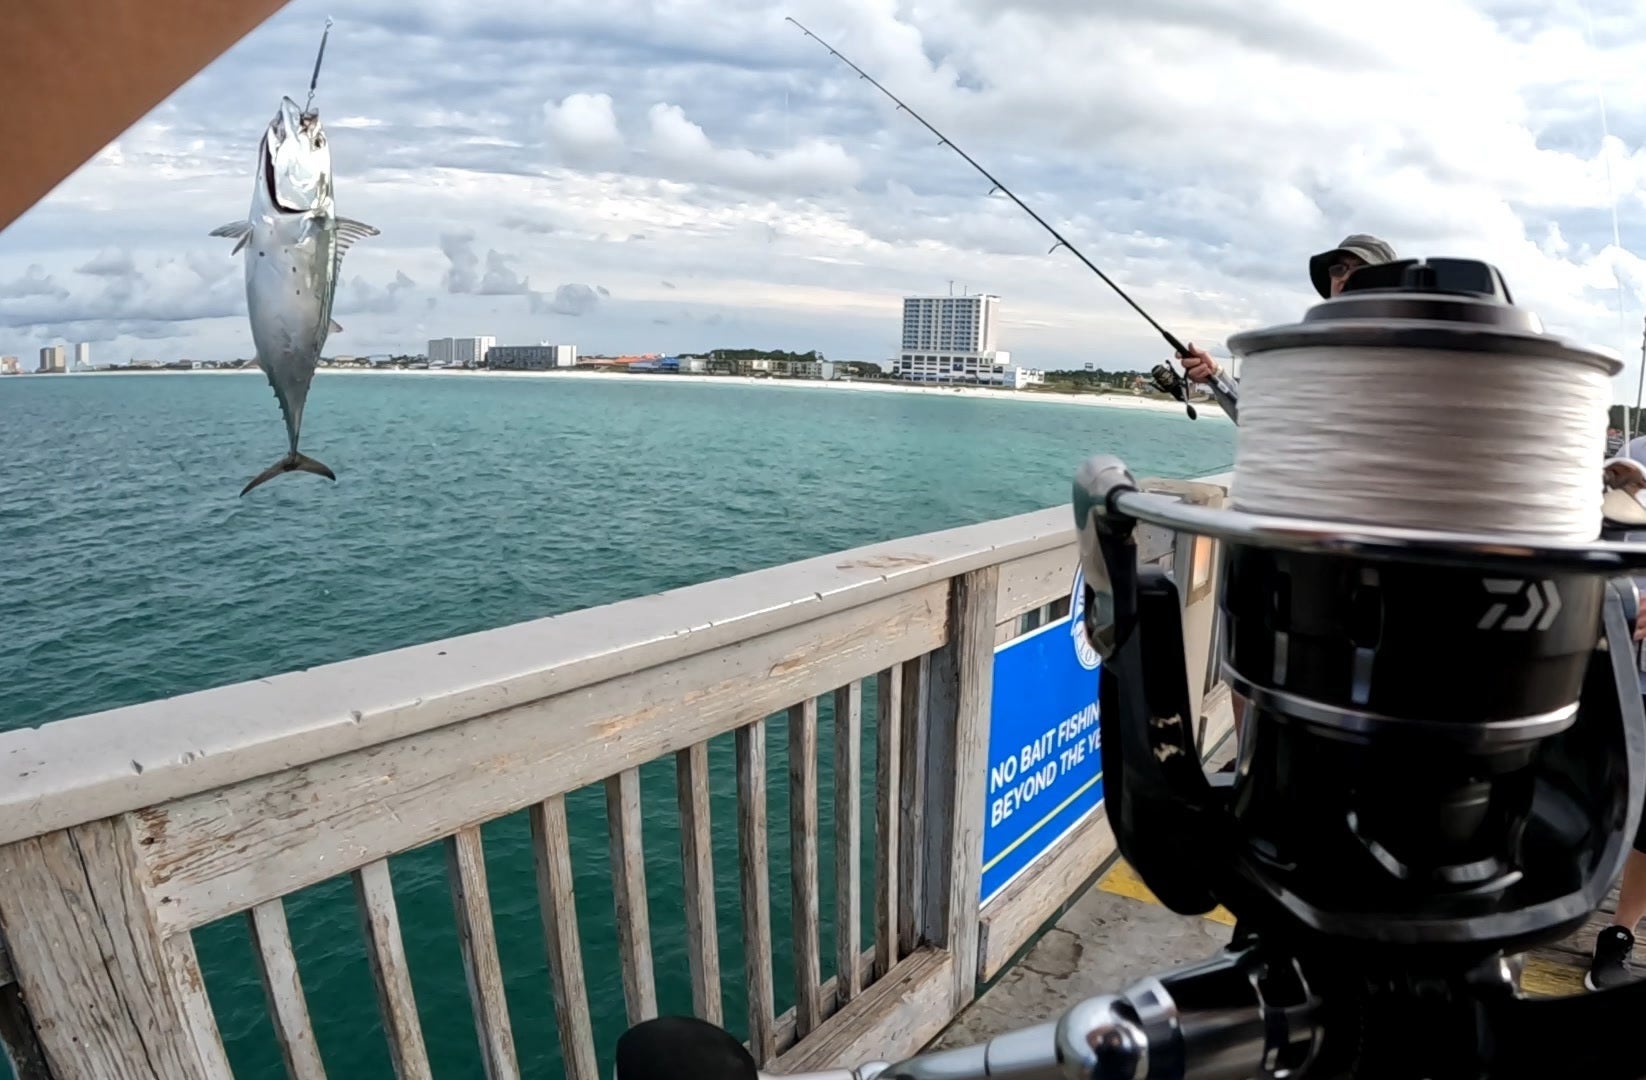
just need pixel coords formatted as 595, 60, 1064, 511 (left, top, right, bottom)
291, 452, 336, 481
239, 452, 338, 497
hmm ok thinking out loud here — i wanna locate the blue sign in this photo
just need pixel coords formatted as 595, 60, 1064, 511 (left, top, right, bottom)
980, 567, 1104, 905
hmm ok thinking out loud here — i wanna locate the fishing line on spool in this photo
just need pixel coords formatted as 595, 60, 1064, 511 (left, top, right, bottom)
1230, 346, 1612, 540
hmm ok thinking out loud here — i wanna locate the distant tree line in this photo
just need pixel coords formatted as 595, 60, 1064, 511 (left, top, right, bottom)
1039, 368, 1150, 392
681, 349, 1160, 391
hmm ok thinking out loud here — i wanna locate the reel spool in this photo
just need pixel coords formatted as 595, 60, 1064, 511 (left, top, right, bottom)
1075, 258, 1646, 969
1220, 260, 1630, 962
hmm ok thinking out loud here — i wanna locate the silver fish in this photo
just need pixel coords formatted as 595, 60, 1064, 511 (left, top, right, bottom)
211, 93, 377, 496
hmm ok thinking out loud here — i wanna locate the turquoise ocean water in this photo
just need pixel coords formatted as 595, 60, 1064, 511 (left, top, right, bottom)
0, 372, 1234, 1079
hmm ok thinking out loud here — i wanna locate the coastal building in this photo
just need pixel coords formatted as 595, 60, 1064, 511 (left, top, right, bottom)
456, 336, 495, 368
893, 293, 1033, 386
38, 345, 64, 373
74, 342, 90, 372
427, 336, 496, 368
769, 358, 835, 380
486, 344, 577, 370
901, 293, 999, 354
0, 356, 19, 375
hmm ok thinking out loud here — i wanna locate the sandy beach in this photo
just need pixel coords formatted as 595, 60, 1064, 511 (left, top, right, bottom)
18, 366, 1223, 417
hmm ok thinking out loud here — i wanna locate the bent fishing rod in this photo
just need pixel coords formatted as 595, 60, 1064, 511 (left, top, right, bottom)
784, 16, 1237, 422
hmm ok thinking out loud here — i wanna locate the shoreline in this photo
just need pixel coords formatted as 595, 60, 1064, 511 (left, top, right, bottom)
5, 367, 1221, 417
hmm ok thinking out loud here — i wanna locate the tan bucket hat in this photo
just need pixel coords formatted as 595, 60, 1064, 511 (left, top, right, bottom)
1309, 234, 1397, 298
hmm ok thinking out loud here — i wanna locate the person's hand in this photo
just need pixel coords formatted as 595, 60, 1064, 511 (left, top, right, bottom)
1179, 344, 1218, 384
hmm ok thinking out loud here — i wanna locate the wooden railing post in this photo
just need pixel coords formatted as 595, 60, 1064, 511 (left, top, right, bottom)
0, 819, 229, 1080
916, 567, 999, 1011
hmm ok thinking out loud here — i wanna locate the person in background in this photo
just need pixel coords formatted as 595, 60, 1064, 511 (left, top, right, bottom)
1609, 426, 1626, 457
1173, 234, 1398, 754
1177, 234, 1399, 390
1588, 436, 1646, 989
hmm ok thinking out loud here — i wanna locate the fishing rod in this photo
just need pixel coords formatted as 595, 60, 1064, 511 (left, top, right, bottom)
304, 16, 334, 115
785, 16, 1232, 422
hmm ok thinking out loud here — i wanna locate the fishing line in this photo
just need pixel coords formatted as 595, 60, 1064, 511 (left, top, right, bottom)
1232, 346, 1612, 540
785, 16, 1205, 416
1577, 0, 1636, 441
304, 16, 334, 115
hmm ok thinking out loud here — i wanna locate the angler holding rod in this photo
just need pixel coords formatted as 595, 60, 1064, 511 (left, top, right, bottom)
1177, 233, 1398, 415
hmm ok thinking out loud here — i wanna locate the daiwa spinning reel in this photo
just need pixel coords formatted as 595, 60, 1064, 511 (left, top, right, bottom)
1067, 257, 1646, 1079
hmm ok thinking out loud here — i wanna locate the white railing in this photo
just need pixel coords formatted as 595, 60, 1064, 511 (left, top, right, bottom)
0, 473, 1233, 1080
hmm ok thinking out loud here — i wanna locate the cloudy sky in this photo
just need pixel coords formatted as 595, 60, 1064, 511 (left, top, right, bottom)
5, 0, 1646, 390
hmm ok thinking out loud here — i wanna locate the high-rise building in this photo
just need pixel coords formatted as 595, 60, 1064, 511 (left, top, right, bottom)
0, 356, 19, 375
38, 345, 64, 373
74, 342, 90, 372
892, 293, 1033, 386
427, 336, 496, 367
899, 293, 999, 354
455, 336, 496, 367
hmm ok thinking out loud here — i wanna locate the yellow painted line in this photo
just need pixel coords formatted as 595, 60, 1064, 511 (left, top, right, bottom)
981, 771, 1103, 875
1095, 863, 1588, 997
1097, 859, 1237, 927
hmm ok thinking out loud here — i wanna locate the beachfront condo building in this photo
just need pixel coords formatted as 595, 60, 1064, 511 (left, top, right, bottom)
893, 293, 1042, 386
487, 344, 578, 370
428, 336, 497, 368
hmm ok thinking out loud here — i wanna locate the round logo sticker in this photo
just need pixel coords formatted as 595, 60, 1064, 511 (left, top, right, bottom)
1069, 566, 1101, 670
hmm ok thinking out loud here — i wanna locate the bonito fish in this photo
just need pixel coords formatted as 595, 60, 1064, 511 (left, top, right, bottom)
212, 40, 377, 496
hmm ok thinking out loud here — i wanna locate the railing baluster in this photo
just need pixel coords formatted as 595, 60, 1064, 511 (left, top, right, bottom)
833, 681, 863, 1007
445, 827, 520, 1080
675, 742, 723, 1025
247, 899, 327, 1080
351, 861, 432, 1080
737, 719, 777, 1065
529, 795, 600, 1080
919, 566, 998, 1010
874, 664, 903, 980
897, 656, 929, 958
606, 768, 658, 1025
789, 699, 823, 1039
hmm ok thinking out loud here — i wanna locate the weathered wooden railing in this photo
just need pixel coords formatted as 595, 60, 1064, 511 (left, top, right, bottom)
0, 473, 1233, 1080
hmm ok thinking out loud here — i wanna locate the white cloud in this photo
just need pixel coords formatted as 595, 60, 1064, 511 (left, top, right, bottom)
645, 103, 863, 193
543, 91, 625, 164
3, 0, 1646, 391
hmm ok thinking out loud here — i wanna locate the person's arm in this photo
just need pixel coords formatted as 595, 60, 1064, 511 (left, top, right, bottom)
1178, 344, 1239, 422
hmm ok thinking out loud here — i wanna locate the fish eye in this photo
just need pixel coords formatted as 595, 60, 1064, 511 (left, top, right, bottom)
315, 134, 326, 148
